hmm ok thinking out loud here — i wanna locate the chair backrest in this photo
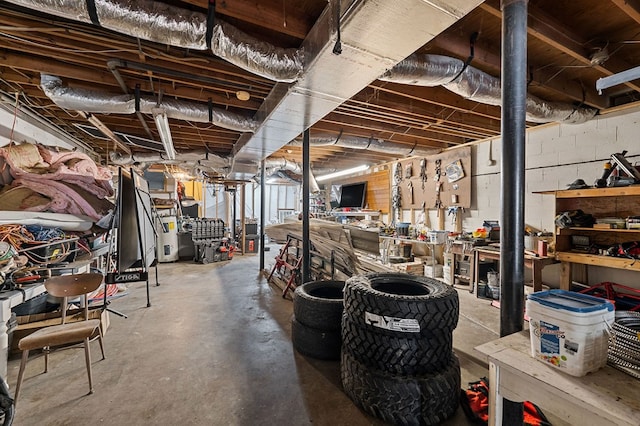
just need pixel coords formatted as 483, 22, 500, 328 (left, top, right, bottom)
44, 273, 104, 324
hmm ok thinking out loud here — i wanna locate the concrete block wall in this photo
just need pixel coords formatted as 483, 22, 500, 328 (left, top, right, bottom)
459, 105, 640, 288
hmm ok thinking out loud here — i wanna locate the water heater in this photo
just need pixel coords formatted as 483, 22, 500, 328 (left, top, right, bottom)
157, 215, 179, 262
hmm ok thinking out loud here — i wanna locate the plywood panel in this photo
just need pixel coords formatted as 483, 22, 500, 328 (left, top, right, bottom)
392, 146, 471, 210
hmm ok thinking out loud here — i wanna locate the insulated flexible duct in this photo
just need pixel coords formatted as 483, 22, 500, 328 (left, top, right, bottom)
7, 0, 302, 82
381, 54, 598, 124
41, 75, 258, 132
15, 1, 597, 125
109, 150, 228, 168
288, 134, 439, 157
263, 158, 320, 193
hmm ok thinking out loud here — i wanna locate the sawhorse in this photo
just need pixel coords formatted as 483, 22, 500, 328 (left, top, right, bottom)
267, 236, 302, 298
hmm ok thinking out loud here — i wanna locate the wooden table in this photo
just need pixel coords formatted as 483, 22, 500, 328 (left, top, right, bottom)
476, 331, 640, 426
472, 247, 556, 295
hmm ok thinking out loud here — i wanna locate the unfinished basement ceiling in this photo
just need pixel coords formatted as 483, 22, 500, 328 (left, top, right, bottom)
1, 0, 640, 178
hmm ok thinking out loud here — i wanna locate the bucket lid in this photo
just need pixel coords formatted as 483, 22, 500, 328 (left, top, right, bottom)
527, 290, 614, 313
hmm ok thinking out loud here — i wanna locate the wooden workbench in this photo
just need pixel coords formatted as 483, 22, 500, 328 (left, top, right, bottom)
476, 331, 640, 426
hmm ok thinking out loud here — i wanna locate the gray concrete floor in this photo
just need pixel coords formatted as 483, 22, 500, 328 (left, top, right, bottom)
7, 250, 502, 425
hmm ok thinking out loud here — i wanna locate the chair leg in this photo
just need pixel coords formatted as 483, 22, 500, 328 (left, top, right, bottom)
83, 338, 93, 395
15, 349, 29, 403
44, 346, 49, 373
98, 328, 106, 360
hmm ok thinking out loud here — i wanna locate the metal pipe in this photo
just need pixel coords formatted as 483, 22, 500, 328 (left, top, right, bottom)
500, 0, 527, 420
260, 160, 266, 271
302, 129, 311, 284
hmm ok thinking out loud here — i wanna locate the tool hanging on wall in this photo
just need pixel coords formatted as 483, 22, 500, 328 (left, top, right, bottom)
419, 158, 427, 190
391, 184, 402, 222
394, 161, 403, 184
434, 159, 441, 181
404, 162, 413, 179
407, 180, 414, 205
447, 206, 459, 225
434, 181, 442, 214
392, 162, 403, 223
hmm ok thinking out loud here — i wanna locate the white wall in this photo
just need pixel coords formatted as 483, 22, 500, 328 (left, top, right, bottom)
462, 106, 640, 288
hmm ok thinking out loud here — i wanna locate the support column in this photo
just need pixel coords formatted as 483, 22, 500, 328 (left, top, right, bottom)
500, 0, 528, 422
240, 183, 246, 255
260, 161, 266, 271
302, 129, 311, 284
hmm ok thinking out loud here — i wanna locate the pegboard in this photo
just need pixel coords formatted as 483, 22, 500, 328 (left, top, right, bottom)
391, 146, 471, 210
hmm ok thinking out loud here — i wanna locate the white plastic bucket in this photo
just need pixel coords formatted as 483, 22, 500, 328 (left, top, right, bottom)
526, 290, 614, 377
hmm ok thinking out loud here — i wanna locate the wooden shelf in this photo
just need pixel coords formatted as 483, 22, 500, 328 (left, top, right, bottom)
536, 185, 640, 198
565, 227, 640, 233
548, 185, 640, 289
556, 252, 640, 272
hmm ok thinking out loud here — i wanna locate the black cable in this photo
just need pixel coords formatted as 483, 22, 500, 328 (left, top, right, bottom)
333, 0, 342, 55
86, 0, 100, 25
206, 0, 216, 50
134, 84, 141, 113
449, 31, 479, 83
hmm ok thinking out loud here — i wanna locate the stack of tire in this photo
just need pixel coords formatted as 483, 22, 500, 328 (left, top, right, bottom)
341, 272, 460, 425
291, 280, 345, 360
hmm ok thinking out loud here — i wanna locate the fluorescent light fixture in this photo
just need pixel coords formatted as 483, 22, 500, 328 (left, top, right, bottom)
596, 65, 640, 94
316, 164, 370, 182
153, 110, 176, 160
79, 111, 131, 154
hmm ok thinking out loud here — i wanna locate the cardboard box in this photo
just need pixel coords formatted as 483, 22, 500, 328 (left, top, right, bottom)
11, 308, 110, 354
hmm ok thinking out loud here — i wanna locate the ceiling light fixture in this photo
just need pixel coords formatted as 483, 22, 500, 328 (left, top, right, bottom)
236, 90, 251, 101
596, 65, 640, 94
315, 164, 370, 182
152, 109, 176, 160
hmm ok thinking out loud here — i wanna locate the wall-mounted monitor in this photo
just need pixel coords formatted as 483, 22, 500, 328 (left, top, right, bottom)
339, 182, 367, 208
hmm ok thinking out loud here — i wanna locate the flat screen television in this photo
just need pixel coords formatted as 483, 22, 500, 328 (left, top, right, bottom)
339, 182, 367, 208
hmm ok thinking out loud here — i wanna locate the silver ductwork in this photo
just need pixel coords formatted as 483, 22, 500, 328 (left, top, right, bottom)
381, 54, 598, 124
109, 150, 228, 168
41, 74, 258, 132
263, 158, 320, 193
288, 134, 439, 157
7, 0, 302, 82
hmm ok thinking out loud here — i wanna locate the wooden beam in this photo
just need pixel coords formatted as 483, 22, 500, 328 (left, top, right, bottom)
431, 32, 608, 109
481, 0, 640, 92
611, 0, 640, 24
181, 0, 316, 40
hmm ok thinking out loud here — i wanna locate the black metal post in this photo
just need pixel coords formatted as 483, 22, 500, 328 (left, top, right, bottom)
232, 187, 237, 241
260, 160, 266, 271
501, 0, 527, 422
302, 129, 311, 284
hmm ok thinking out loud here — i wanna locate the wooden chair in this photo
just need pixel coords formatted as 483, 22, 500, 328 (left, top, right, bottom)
14, 273, 106, 402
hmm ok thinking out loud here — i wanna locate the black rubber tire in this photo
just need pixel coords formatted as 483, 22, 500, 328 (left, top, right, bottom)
293, 280, 345, 331
291, 317, 341, 360
341, 351, 460, 426
344, 273, 459, 335
341, 315, 453, 376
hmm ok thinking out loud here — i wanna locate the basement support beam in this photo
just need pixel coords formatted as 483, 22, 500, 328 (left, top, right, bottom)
500, 0, 527, 421
302, 129, 311, 285
260, 160, 266, 271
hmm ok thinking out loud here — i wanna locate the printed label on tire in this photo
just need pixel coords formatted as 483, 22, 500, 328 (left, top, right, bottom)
364, 312, 420, 333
